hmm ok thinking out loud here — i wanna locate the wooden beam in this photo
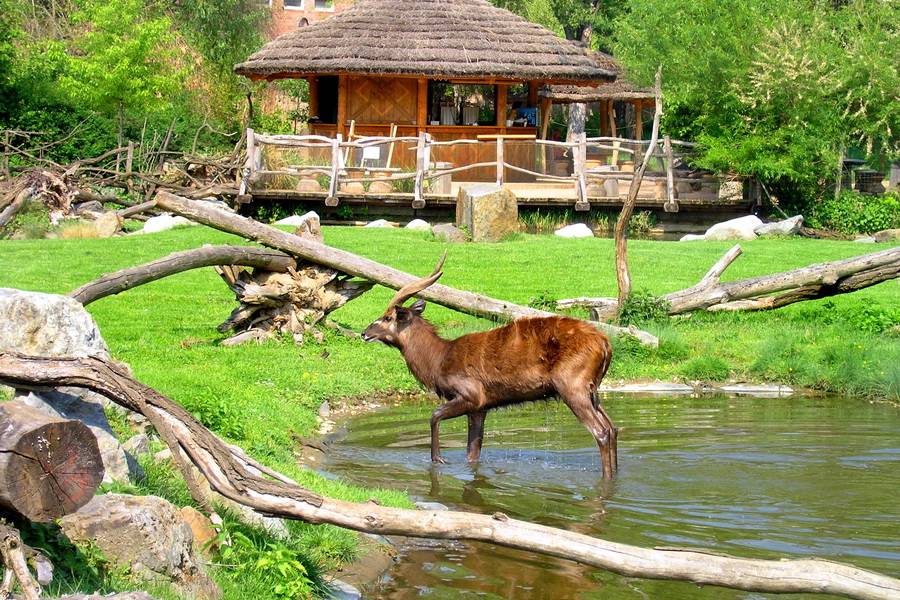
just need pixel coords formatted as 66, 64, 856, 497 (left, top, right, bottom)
308, 76, 319, 119
417, 78, 428, 133
634, 99, 643, 141
528, 82, 539, 107
600, 100, 609, 137
496, 84, 508, 133
337, 74, 348, 136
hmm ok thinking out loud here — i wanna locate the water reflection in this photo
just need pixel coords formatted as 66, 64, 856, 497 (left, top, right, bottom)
323, 395, 900, 599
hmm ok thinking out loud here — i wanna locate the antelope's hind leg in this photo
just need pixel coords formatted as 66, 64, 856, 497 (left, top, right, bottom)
561, 383, 617, 478
466, 410, 487, 463
430, 396, 477, 464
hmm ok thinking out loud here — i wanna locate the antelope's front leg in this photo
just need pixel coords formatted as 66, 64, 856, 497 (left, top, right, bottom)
430, 397, 475, 464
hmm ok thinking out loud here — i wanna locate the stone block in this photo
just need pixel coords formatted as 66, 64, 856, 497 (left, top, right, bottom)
456, 184, 518, 243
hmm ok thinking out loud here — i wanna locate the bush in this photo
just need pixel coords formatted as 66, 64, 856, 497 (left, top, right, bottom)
618, 289, 670, 326
807, 190, 900, 235
679, 355, 731, 381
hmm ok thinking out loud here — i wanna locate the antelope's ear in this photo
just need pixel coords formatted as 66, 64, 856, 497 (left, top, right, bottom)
410, 299, 426, 315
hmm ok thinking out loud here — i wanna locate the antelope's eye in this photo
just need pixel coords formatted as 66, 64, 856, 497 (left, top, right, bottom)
384, 316, 392, 322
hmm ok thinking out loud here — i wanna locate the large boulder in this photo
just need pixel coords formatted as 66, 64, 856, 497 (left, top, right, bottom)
60, 494, 220, 600
456, 184, 518, 242
405, 218, 432, 232
0, 289, 140, 483
703, 215, 763, 241
432, 223, 467, 243
873, 228, 900, 243
554, 223, 594, 239
138, 214, 196, 235
92, 211, 123, 238
754, 215, 803, 236
363, 219, 396, 228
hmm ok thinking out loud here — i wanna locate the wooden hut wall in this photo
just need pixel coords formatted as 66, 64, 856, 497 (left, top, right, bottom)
347, 76, 418, 125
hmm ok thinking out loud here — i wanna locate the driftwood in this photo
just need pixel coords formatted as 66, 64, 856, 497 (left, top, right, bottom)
0, 524, 43, 600
154, 192, 659, 347
0, 401, 103, 522
614, 69, 662, 309
559, 245, 900, 320
1, 352, 898, 600
70, 246, 297, 305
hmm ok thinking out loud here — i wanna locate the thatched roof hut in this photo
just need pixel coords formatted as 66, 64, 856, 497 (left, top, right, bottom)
539, 79, 654, 103
235, 0, 619, 82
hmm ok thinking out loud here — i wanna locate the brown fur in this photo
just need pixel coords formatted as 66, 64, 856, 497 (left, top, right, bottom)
363, 303, 617, 477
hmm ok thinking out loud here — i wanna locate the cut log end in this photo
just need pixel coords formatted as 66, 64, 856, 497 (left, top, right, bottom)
0, 403, 104, 522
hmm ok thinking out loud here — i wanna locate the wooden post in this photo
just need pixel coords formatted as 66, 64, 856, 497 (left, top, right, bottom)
308, 76, 319, 120
635, 100, 643, 140
386, 123, 398, 170
239, 128, 256, 196
417, 78, 428, 134
528, 82, 539, 107
600, 100, 609, 137
125, 140, 135, 194
413, 132, 427, 209
496, 137, 505, 186
496, 84, 508, 133
326, 133, 342, 207
337, 74, 348, 136
538, 98, 552, 174
663, 135, 679, 212
2, 130, 9, 179
574, 132, 589, 211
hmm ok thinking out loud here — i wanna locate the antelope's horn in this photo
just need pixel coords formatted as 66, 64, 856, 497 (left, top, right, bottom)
386, 250, 447, 311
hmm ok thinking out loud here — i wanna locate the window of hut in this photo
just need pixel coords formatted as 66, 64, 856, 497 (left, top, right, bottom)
314, 0, 334, 10
315, 76, 338, 124
284, 0, 304, 9
427, 82, 496, 127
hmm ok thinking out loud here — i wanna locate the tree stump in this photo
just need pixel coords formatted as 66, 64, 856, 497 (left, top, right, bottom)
0, 401, 104, 521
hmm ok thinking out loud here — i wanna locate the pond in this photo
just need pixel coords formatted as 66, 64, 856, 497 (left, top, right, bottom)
322, 395, 900, 599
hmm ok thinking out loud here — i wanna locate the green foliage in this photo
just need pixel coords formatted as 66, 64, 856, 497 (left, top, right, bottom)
614, 0, 900, 205
807, 190, 900, 235
217, 528, 318, 600
679, 355, 732, 381
617, 289, 670, 326
625, 210, 655, 238
182, 386, 247, 440
4, 201, 51, 240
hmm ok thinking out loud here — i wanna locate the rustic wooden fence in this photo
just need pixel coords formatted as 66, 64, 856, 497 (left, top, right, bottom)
240, 128, 702, 211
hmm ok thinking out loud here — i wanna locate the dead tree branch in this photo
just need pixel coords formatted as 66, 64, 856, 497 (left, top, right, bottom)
70, 246, 297, 305
0, 523, 43, 600
559, 245, 900, 320
154, 192, 659, 347
614, 68, 662, 310
0, 352, 898, 600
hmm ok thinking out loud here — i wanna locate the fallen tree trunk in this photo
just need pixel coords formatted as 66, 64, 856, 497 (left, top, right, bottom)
0, 188, 31, 231
70, 245, 297, 305
1, 353, 898, 600
559, 245, 900, 320
0, 401, 104, 522
154, 192, 658, 347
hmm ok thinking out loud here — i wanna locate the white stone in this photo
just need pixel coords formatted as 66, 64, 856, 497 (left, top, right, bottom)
405, 218, 432, 231
554, 223, 594, 238
854, 236, 877, 243
754, 215, 803, 236
415, 501, 449, 511
139, 214, 196, 234
600, 382, 694, 394
326, 579, 361, 600
715, 384, 794, 398
679, 234, 706, 242
274, 211, 320, 227
364, 219, 396, 228
703, 215, 763, 241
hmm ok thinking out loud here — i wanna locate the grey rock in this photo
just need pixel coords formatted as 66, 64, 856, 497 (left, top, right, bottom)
327, 579, 362, 600
754, 215, 803, 236
715, 384, 794, 398
60, 494, 220, 600
0, 288, 110, 359
415, 501, 449, 511
432, 223, 467, 243
600, 382, 694, 394
679, 234, 705, 242
72, 200, 103, 215
123, 433, 151, 457
854, 236, 877, 243
405, 218, 431, 232
138, 214, 196, 234
873, 228, 900, 243
456, 184, 518, 242
554, 223, 594, 238
704, 215, 763, 241
364, 219, 396, 228
318, 401, 331, 418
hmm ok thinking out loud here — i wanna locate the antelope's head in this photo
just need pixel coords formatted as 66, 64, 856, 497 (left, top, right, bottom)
362, 252, 445, 348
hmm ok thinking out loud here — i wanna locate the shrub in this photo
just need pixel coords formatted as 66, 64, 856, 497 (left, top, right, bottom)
679, 355, 731, 381
807, 190, 900, 235
618, 289, 670, 326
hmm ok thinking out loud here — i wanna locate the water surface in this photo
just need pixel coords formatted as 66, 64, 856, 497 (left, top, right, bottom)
323, 395, 900, 599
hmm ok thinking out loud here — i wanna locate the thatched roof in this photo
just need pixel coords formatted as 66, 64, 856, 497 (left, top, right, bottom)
540, 79, 654, 103
235, 0, 618, 82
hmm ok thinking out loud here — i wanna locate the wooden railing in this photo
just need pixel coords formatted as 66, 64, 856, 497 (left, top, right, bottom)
240, 128, 700, 211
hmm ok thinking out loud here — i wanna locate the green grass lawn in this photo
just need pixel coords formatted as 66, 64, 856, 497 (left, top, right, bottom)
1, 225, 898, 597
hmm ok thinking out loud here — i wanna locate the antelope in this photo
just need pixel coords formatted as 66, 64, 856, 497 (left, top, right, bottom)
362, 254, 619, 478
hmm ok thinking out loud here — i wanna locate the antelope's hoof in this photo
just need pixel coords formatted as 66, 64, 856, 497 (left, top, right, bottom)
431, 456, 447, 464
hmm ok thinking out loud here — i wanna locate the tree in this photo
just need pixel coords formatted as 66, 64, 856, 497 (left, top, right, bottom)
60, 0, 187, 146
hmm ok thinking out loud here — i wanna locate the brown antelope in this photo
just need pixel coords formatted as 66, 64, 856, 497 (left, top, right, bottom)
362, 254, 619, 478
